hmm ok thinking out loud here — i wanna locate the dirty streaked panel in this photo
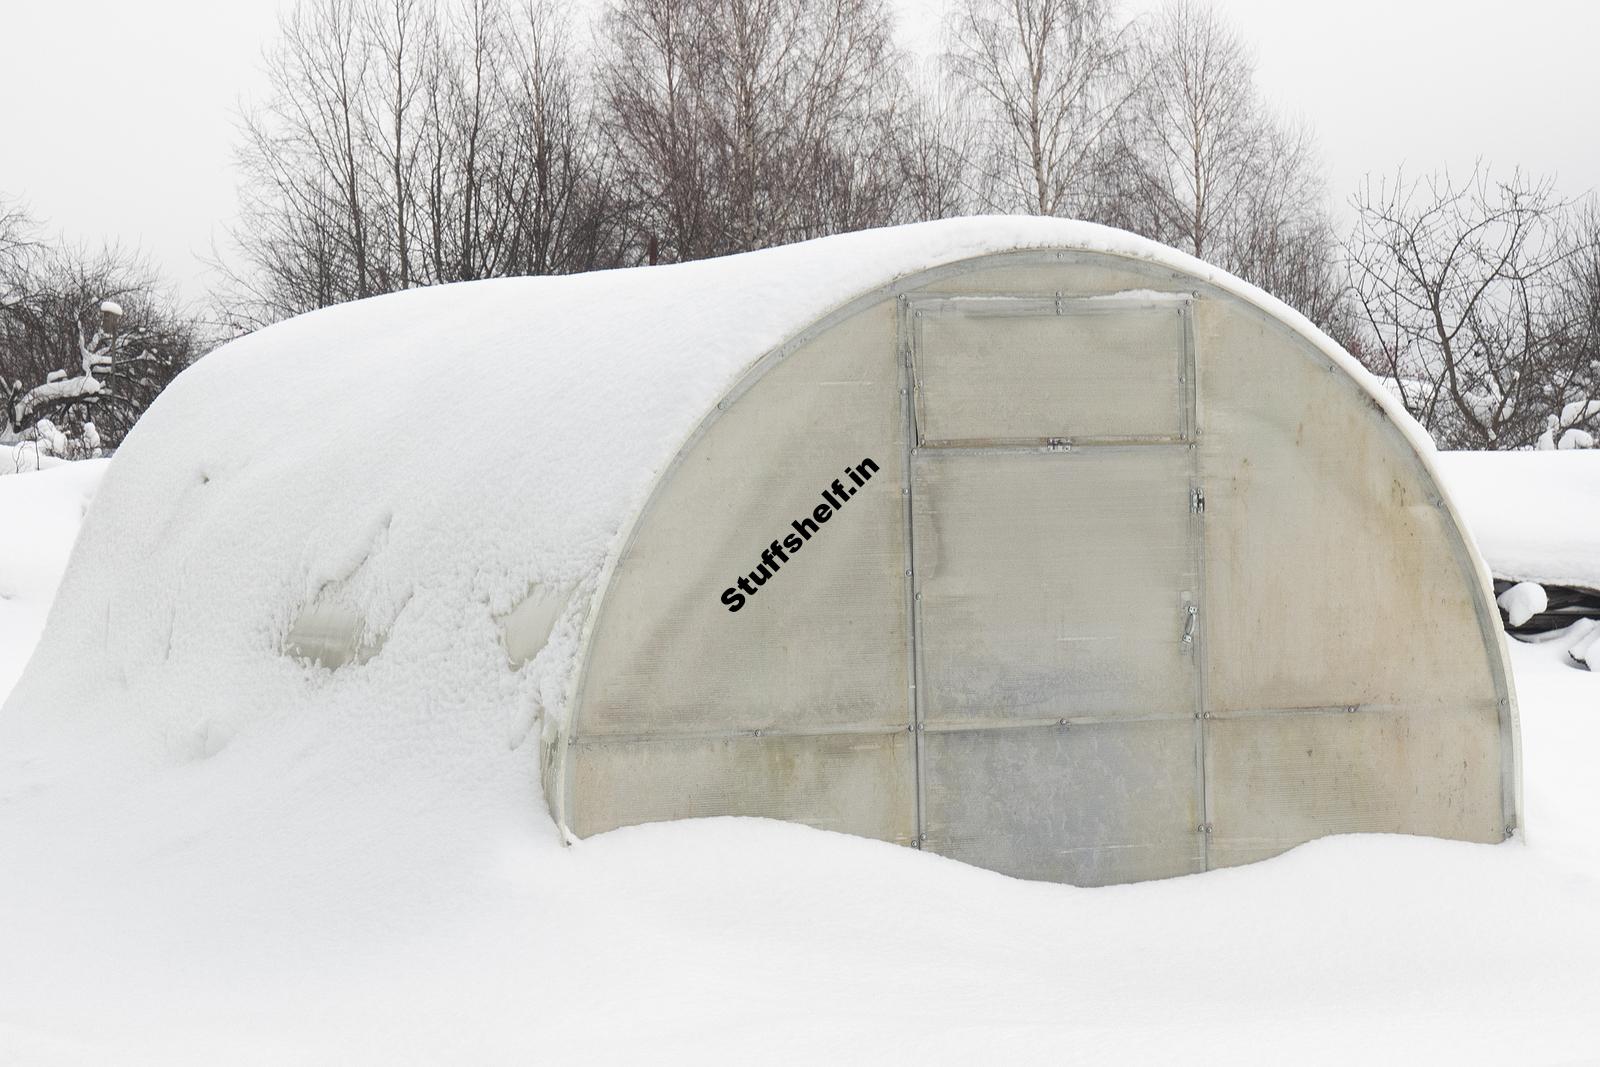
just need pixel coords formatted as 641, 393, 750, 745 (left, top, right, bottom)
922, 719, 1203, 886
571, 730, 915, 844
1206, 704, 1506, 868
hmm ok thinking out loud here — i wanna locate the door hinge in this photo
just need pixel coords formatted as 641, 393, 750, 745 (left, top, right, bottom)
1190, 486, 1206, 513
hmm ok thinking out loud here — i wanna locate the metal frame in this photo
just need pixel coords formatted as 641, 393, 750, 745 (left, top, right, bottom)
895, 294, 926, 849
552, 245, 1521, 861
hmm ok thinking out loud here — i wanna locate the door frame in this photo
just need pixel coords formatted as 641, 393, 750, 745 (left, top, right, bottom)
895, 290, 1212, 876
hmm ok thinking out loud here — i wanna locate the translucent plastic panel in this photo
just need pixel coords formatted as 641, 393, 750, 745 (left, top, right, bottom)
913, 300, 1187, 444
921, 719, 1203, 886
569, 730, 916, 843
1206, 705, 1506, 869
577, 304, 911, 737
912, 448, 1198, 724
1194, 299, 1502, 714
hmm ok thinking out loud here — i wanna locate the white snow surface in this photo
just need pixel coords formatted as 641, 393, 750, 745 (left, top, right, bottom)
1, 460, 1600, 1063
1497, 581, 1549, 628
1, 441, 71, 474
2, 220, 1596, 1063
0, 461, 108, 697
1437, 449, 1600, 591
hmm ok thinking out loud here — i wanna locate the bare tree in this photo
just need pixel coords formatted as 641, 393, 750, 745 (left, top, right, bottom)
891, 77, 980, 222
1115, 0, 1260, 259
366, 0, 435, 292
598, 0, 907, 262
1546, 196, 1600, 447
0, 201, 33, 275
220, 0, 623, 326
1084, 1, 1349, 344
496, 0, 625, 274
226, 0, 379, 320
946, 0, 1134, 217
1346, 165, 1597, 450
1, 236, 196, 454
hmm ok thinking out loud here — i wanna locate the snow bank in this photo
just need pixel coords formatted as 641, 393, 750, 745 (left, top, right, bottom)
0, 460, 109, 697
1, 441, 72, 474
1436, 449, 1600, 592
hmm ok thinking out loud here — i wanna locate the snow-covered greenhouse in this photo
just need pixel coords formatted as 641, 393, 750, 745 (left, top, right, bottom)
13, 217, 1521, 887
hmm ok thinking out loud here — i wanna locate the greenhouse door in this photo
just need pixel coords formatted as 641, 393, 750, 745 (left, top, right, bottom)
902, 293, 1207, 886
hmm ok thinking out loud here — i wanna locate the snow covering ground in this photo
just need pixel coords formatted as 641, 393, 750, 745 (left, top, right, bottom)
0, 442, 73, 476
0, 448, 1595, 1064
0, 461, 108, 698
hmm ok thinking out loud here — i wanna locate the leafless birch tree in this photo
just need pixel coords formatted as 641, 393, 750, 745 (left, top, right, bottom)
946, 0, 1135, 216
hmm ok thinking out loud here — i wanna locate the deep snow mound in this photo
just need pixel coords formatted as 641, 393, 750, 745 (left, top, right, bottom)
0, 217, 1423, 803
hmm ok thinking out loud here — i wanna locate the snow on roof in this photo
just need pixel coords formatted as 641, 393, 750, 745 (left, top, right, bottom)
2, 217, 1438, 785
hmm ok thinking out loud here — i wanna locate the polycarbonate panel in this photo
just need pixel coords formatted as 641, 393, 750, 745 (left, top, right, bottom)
1194, 299, 1501, 714
912, 448, 1198, 723
1206, 705, 1507, 868
921, 719, 1203, 886
913, 300, 1187, 443
569, 730, 916, 843
576, 303, 911, 737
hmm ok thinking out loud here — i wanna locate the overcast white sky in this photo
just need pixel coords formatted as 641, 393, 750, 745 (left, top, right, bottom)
3, 0, 1596, 304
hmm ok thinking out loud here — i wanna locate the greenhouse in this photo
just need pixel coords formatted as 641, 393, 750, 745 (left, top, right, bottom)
14, 217, 1520, 888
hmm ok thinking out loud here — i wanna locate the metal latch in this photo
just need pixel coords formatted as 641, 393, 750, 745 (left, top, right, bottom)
1182, 602, 1198, 645
1191, 486, 1206, 513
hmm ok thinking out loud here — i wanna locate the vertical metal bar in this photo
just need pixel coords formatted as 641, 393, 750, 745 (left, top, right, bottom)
898, 296, 928, 850
1181, 300, 1213, 871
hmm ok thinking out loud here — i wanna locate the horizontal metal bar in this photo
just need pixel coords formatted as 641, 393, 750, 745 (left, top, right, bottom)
907, 293, 1196, 316
1205, 700, 1503, 721
921, 711, 1195, 733
914, 437, 1193, 453
570, 721, 913, 747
